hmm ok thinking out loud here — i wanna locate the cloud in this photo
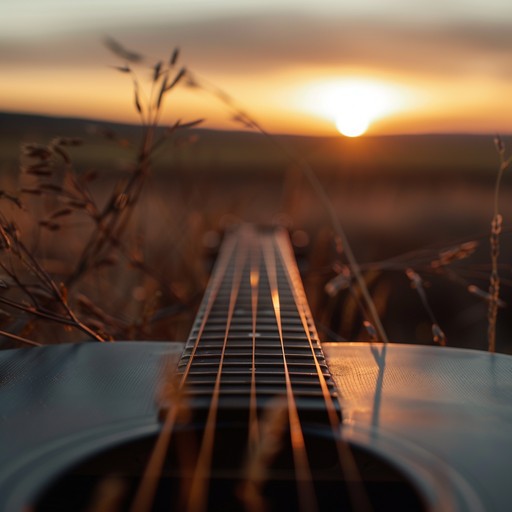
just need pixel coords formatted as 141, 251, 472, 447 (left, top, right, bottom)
3, 11, 512, 80
163, 13, 512, 78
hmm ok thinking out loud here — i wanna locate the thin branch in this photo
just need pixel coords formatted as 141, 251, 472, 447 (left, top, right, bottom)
0, 329, 41, 347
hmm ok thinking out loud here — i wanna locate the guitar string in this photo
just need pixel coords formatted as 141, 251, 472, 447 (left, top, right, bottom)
131, 227, 358, 512
179, 232, 238, 386
275, 231, 373, 512
186, 231, 249, 512
129, 233, 238, 512
262, 234, 318, 512
129, 380, 180, 512
248, 228, 261, 448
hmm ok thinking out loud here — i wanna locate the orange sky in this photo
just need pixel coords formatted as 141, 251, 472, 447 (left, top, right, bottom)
2, 1, 512, 136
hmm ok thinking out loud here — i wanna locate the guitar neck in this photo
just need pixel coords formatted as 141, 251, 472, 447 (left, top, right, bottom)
177, 225, 339, 420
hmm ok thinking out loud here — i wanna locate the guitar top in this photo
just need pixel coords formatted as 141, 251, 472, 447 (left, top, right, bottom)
0, 225, 511, 511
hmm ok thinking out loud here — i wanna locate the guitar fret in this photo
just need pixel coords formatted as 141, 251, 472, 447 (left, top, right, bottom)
182, 368, 332, 377
179, 360, 329, 369
193, 311, 300, 323
183, 342, 322, 350
181, 357, 326, 366
181, 343, 324, 354
178, 226, 340, 418
180, 366, 332, 379
184, 391, 338, 402
182, 347, 324, 356
190, 326, 315, 335
180, 351, 324, 360
181, 347, 327, 357
184, 377, 327, 387
186, 335, 319, 343
181, 374, 333, 388
197, 314, 304, 320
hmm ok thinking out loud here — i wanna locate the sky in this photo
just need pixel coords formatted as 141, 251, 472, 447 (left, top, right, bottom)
2, 0, 512, 136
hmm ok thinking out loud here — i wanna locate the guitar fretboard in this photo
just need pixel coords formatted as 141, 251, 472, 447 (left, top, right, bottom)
177, 225, 340, 420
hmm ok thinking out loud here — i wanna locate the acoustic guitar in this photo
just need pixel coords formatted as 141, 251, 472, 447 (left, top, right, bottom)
0, 225, 511, 511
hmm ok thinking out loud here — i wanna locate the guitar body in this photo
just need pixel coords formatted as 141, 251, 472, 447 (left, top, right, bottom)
0, 227, 511, 511
324, 342, 512, 512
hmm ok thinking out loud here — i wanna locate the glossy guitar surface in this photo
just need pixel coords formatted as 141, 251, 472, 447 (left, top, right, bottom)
0, 226, 511, 511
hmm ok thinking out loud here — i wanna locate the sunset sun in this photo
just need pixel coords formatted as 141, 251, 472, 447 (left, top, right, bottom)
335, 110, 370, 137
298, 78, 407, 137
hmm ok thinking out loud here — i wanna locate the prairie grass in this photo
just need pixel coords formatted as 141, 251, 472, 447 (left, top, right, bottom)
0, 42, 511, 353
186, 73, 512, 352
0, 44, 209, 346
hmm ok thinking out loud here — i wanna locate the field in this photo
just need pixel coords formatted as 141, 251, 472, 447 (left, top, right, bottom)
1, 111, 511, 353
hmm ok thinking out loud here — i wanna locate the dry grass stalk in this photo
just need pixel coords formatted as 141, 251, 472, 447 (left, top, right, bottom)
239, 397, 288, 512
131, 367, 193, 512
363, 320, 378, 342
0, 42, 200, 346
186, 72, 389, 343
405, 268, 446, 346
488, 136, 511, 352
430, 241, 478, 269
66, 43, 199, 290
468, 284, 506, 308
86, 475, 126, 512
0, 328, 41, 347
325, 267, 382, 341
324, 264, 352, 297
0, 195, 105, 343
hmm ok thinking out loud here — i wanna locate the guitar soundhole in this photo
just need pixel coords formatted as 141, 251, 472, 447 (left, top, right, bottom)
34, 426, 427, 511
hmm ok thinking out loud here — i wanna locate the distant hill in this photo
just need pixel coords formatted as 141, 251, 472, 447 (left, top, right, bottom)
0, 110, 504, 180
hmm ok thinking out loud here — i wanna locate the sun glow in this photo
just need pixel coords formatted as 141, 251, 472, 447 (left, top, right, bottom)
335, 113, 369, 138
298, 77, 408, 137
